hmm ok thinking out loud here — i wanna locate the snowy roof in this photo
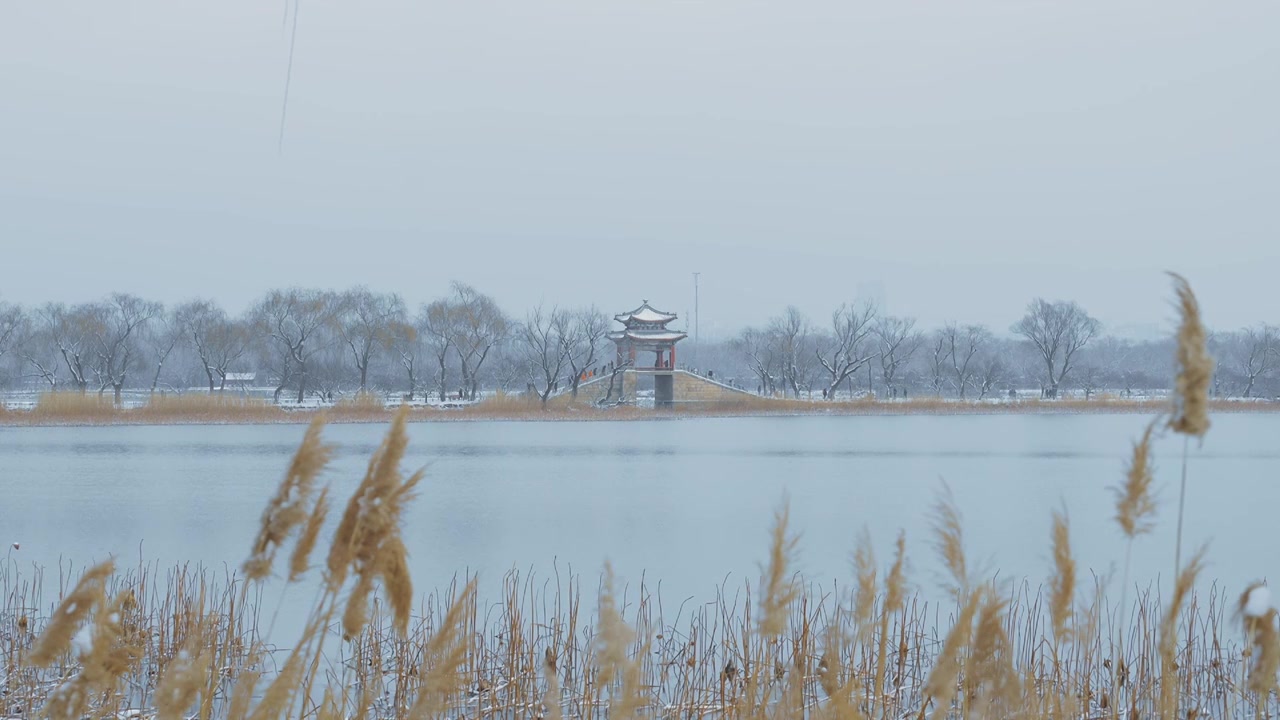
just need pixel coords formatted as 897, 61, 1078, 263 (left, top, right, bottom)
614, 301, 678, 325
609, 330, 688, 343
224, 373, 256, 381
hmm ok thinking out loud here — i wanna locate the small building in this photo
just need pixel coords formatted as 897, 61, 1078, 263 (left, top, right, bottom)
609, 301, 687, 406
223, 372, 256, 393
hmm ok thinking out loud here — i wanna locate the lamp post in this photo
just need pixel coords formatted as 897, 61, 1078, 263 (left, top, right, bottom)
692, 272, 700, 368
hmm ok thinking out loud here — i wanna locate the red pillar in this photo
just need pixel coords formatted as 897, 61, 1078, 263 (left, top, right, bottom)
669, 344, 676, 369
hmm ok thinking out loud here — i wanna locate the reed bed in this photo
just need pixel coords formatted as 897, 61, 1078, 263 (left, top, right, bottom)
135, 393, 287, 423
326, 392, 404, 423
2, 275, 1276, 718
1, 559, 261, 718
3, 512, 1276, 719
28, 391, 121, 422
5, 393, 1275, 427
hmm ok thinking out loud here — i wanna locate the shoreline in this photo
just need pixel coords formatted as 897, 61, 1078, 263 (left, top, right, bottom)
0, 397, 1274, 428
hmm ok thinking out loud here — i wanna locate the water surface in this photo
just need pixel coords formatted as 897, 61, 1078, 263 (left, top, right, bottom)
1, 415, 1274, 607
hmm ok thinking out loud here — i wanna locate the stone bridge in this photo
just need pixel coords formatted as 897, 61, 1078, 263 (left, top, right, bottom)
550, 369, 757, 408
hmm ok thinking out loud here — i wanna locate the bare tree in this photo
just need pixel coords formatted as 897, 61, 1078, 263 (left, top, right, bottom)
253, 289, 337, 403
143, 307, 184, 394
565, 307, 611, 398
258, 339, 296, 403
814, 303, 877, 400
176, 300, 251, 393
927, 331, 950, 397
449, 282, 511, 400
875, 316, 922, 398
733, 326, 779, 395
0, 301, 23, 366
518, 304, 572, 407
388, 317, 422, 401
1011, 299, 1101, 398
1228, 325, 1277, 398
771, 306, 812, 398
0, 302, 28, 389
307, 343, 349, 402
486, 343, 529, 395
942, 322, 993, 399
14, 313, 58, 390
38, 303, 100, 393
336, 288, 404, 393
599, 354, 634, 404
91, 293, 161, 404
420, 299, 457, 402
1090, 336, 1137, 397
1076, 364, 1102, 400
974, 352, 1008, 399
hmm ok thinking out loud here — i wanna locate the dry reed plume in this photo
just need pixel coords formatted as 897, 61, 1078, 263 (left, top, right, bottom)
154, 632, 214, 720
922, 590, 980, 720
1239, 584, 1280, 699
1167, 272, 1213, 586
594, 563, 644, 720
288, 485, 330, 583
327, 407, 420, 638
965, 590, 1021, 717
1168, 272, 1214, 438
759, 503, 800, 639
931, 487, 969, 603
1048, 508, 1076, 646
244, 416, 332, 582
28, 559, 115, 666
1115, 418, 1159, 539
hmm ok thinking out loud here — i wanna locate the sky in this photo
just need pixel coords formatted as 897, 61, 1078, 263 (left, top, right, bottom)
1, 0, 1276, 339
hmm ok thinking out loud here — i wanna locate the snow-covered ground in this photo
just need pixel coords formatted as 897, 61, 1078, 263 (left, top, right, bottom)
0, 387, 494, 412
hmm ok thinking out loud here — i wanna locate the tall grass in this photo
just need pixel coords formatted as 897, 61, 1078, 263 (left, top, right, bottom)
30, 391, 119, 422
326, 392, 393, 423
136, 393, 286, 423
4, 546, 1274, 718
0, 391, 1274, 426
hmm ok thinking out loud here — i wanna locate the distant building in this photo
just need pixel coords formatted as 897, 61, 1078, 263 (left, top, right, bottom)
609, 301, 687, 407
223, 372, 255, 392
609, 301, 687, 370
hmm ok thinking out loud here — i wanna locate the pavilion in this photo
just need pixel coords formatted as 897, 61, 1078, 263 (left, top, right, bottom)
609, 302, 687, 406
610, 301, 687, 370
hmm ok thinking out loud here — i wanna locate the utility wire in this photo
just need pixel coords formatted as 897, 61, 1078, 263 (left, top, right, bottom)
278, 0, 301, 153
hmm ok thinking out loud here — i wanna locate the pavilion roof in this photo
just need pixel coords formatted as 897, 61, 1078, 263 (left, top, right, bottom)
614, 301, 678, 325
608, 329, 688, 343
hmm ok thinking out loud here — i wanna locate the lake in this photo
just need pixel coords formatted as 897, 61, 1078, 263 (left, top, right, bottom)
1, 414, 1275, 610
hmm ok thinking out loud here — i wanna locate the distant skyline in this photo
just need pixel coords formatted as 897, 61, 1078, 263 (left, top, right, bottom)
2, 1, 1276, 339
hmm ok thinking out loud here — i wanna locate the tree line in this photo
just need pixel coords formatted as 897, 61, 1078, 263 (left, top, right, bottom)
729, 299, 1102, 400
0, 286, 1277, 403
0, 284, 615, 406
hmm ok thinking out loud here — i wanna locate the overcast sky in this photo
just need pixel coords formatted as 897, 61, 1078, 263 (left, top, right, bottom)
2, 1, 1276, 338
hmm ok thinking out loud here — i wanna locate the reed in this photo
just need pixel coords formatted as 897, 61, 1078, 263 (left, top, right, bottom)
5, 551, 1276, 718
29, 391, 118, 422
244, 416, 332, 582
138, 393, 286, 422
2, 392, 1277, 426
1240, 585, 1279, 701
1167, 273, 1214, 587
326, 392, 393, 422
